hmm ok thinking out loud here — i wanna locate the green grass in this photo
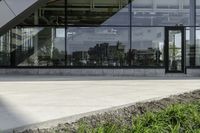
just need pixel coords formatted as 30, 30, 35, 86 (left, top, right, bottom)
77, 102, 200, 133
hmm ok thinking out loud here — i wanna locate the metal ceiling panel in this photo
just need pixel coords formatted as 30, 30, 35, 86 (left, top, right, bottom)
0, 0, 48, 36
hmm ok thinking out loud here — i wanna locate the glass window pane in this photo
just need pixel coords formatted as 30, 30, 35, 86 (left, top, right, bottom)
132, 0, 190, 26
197, 0, 200, 26
186, 27, 196, 67
19, 0, 65, 26
67, 0, 130, 26
131, 27, 164, 67
186, 27, 191, 66
67, 27, 129, 67
0, 32, 10, 66
11, 27, 65, 67
196, 27, 200, 66
168, 30, 182, 71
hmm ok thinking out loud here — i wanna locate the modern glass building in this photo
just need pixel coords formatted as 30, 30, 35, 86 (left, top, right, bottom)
0, 0, 200, 76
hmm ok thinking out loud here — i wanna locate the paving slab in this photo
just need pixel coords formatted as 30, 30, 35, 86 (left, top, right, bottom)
0, 76, 200, 131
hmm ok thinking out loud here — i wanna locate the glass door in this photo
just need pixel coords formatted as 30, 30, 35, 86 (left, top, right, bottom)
165, 27, 185, 73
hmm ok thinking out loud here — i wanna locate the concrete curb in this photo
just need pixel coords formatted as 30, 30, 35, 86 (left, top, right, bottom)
4, 89, 199, 133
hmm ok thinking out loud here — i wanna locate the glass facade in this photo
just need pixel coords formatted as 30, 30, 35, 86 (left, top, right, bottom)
10, 27, 65, 67
67, 0, 130, 26
168, 30, 183, 71
132, 0, 190, 26
0, 0, 200, 68
0, 31, 10, 66
131, 27, 164, 67
196, 27, 200, 66
19, 0, 65, 25
67, 27, 129, 67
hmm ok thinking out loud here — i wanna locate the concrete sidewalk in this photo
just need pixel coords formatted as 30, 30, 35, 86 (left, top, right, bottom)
0, 76, 200, 131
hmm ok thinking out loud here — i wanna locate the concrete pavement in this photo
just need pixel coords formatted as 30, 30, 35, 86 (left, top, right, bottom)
0, 76, 200, 131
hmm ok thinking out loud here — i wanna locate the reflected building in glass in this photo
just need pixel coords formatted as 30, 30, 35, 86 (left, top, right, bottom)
0, 0, 200, 76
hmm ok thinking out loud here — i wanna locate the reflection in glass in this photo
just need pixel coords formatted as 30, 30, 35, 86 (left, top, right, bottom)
168, 30, 182, 71
131, 27, 164, 67
186, 27, 196, 67
0, 0, 198, 69
11, 27, 65, 66
132, 0, 190, 26
19, 0, 65, 25
196, 0, 200, 26
67, 0, 130, 26
196, 28, 200, 66
186, 28, 191, 66
67, 27, 129, 67
0, 32, 10, 66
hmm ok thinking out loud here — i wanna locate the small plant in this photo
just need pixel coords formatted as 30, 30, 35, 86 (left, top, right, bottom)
77, 102, 200, 133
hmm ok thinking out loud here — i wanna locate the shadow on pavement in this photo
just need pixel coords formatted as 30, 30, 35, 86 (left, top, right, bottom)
0, 97, 30, 132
